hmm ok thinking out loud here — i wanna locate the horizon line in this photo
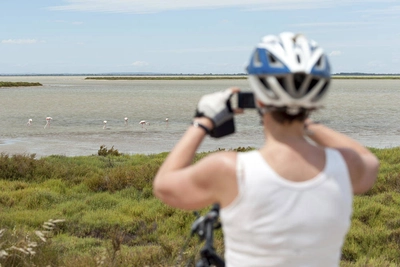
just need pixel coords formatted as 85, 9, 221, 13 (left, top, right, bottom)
1, 72, 400, 77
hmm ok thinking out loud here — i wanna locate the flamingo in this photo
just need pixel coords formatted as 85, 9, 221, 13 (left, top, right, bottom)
139, 120, 149, 130
27, 119, 32, 126
124, 117, 128, 126
103, 120, 107, 129
44, 117, 52, 129
165, 117, 169, 128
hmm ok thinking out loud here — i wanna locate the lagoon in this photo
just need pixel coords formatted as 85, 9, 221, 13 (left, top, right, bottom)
0, 76, 399, 157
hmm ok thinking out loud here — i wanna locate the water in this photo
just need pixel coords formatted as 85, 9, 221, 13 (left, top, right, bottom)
0, 76, 399, 157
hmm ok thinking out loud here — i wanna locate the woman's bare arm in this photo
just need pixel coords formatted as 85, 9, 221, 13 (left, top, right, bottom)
305, 120, 379, 194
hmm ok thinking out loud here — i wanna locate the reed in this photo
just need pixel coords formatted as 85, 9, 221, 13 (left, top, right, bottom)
0, 146, 398, 266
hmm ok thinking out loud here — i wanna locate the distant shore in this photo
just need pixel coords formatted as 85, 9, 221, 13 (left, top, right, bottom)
85, 75, 400, 81
0, 81, 42, 87
1, 76, 399, 87
332, 75, 400, 79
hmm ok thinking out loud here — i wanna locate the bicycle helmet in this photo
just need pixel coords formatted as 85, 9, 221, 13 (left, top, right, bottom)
246, 32, 331, 115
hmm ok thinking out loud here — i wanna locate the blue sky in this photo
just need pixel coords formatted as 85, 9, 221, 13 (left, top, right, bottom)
1, 0, 399, 74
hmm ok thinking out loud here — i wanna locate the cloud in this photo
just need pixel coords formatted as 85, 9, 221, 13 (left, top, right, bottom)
151, 46, 250, 53
357, 5, 400, 15
366, 60, 386, 69
1, 39, 38, 44
53, 20, 83, 25
329, 50, 342, 56
290, 21, 374, 27
132, 61, 150, 67
47, 0, 388, 14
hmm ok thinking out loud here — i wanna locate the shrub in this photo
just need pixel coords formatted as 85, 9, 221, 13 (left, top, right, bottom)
98, 145, 122, 157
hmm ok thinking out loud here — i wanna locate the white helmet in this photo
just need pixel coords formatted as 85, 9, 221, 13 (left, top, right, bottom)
246, 32, 331, 115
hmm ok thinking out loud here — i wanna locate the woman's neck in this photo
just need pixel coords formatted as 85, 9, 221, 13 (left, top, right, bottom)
262, 115, 306, 144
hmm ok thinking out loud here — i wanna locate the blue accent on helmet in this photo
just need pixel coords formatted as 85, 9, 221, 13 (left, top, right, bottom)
246, 48, 291, 75
310, 56, 331, 78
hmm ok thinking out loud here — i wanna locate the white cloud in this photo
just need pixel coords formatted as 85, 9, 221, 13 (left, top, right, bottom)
291, 21, 374, 27
132, 61, 150, 67
1, 39, 38, 44
357, 5, 400, 15
151, 46, 251, 53
329, 50, 342, 56
47, 0, 388, 14
53, 20, 83, 25
367, 60, 386, 69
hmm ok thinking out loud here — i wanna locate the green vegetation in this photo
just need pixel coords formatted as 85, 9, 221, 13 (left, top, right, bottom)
0, 146, 399, 266
0, 81, 42, 87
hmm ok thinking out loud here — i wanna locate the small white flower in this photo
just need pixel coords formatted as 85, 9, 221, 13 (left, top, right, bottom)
28, 241, 38, 247
35, 231, 47, 242
10, 246, 29, 255
49, 219, 65, 223
42, 225, 54, 230
0, 249, 8, 258
43, 222, 56, 228
26, 247, 36, 255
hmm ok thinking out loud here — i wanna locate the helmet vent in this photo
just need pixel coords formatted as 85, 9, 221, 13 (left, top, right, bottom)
268, 53, 277, 64
253, 50, 262, 66
316, 56, 323, 67
312, 81, 330, 102
293, 73, 306, 91
259, 77, 278, 99
277, 77, 285, 90
307, 78, 319, 94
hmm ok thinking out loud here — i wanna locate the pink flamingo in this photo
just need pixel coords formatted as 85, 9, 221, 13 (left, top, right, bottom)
27, 119, 32, 126
44, 117, 52, 129
124, 117, 128, 126
139, 120, 149, 130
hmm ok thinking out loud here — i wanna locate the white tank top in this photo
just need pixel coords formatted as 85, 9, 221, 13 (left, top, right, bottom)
220, 148, 353, 267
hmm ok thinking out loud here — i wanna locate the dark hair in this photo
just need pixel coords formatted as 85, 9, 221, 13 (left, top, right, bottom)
268, 107, 310, 124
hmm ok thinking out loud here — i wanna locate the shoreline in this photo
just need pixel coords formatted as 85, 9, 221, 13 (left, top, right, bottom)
85, 75, 400, 80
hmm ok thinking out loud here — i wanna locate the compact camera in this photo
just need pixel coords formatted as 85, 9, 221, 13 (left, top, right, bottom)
237, 92, 256, 109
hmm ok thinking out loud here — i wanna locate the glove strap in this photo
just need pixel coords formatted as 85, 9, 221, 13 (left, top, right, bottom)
210, 118, 235, 138
192, 121, 211, 135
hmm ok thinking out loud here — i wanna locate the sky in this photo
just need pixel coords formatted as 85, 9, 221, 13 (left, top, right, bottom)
1, 0, 399, 74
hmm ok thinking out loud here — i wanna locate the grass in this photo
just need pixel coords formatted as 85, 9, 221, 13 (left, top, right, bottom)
0, 82, 42, 87
0, 146, 399, 266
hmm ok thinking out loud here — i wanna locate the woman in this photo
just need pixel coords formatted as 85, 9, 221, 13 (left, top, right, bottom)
153, 32, 379, 266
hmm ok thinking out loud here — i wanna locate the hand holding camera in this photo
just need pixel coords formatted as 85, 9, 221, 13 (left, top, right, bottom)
195, 87, 245, 138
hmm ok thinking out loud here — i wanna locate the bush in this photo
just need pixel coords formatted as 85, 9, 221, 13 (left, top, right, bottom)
98, 145, 122, 157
